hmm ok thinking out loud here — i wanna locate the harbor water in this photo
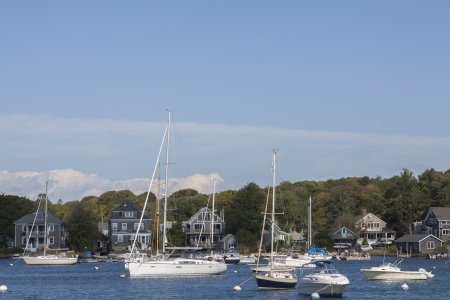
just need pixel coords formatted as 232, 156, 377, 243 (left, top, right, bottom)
1, 256, 449, 299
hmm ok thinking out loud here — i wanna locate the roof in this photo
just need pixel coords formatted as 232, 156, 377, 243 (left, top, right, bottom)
184, 207, 224, 224
332, 226, 358, 240
14, 208, 64, 224
395, 234, 443, 243
112, 201, 142, 212
355, 213, 386, 226
428, 207, 450, 220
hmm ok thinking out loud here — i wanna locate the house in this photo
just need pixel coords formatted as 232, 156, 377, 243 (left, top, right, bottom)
183, 207, 225, 248
331, 226, 358, 250
220, 234, 236, 251
109, 202, 151, 252
262, 221, 290, 244
14, 208, 67, 250
416, 207, 450, 242
395, 234, 443, 255
354, 213, 396, 246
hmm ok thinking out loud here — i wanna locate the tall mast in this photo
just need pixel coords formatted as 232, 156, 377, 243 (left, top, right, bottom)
162, 111, 171, 255
308, 195, 312, 249
155, 162, 161, 256
270, 151, 276, 269
211, 179, 216, 253
43, 181, 48, 257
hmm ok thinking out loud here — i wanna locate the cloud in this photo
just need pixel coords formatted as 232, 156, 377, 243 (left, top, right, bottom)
0, 169, 223, 202
1, 114, 450, 201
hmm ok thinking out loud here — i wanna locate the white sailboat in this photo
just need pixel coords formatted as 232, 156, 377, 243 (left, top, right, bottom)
22, 182, 78, 265
126, 112, 227, 277
255, 151, 297, 289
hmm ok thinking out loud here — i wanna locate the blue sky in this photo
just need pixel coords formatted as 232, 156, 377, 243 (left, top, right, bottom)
1, 1, 450, 201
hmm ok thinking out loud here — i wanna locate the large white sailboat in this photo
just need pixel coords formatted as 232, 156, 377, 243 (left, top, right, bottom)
126, 112, 227, 277
22, 182, 78, 265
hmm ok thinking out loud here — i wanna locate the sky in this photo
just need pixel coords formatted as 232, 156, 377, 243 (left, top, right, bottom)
1, 1, 450, 202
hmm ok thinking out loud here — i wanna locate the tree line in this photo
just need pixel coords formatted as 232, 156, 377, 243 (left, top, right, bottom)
1, 167, 449, 252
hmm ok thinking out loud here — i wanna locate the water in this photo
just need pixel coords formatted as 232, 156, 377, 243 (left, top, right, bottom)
0, 256, 449, 299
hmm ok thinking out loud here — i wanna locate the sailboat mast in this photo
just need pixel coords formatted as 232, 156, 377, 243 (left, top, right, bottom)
43, 181, 48, 257
308, 195, 312, 250
270, 151, 276, 269
156, 162, 161, 256
211, 179, 216, 253
162, 111, 171, 255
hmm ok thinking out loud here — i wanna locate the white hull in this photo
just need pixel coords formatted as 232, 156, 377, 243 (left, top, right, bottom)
127, 258, 227, 277
361, 269, 431, 280
273, 257, 316, 268
22, 255, 78, 265
298, 274, 349, 296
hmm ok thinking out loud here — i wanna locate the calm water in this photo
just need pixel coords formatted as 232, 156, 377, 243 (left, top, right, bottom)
0, 256, 449, 299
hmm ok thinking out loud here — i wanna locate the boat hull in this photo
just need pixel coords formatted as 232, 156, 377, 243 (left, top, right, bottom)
360, 269, 429, 280
298, 281, 348, 297
22, 255, 78, 265
127, 259, 227, 277
255, 273, 297, 289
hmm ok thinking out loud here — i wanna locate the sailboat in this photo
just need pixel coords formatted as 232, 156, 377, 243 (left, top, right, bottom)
126, 112, 227, 277
22, 182, 78, 265
297, 196, 332, 261
255, 151, 298, 289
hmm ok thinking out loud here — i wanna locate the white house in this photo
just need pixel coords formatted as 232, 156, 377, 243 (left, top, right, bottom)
354, 213, 396, 246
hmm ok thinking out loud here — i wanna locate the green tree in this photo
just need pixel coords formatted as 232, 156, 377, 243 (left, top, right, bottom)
65, 201, 99, 251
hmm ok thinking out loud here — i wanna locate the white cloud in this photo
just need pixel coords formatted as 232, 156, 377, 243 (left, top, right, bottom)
0, 169, 223, 202
2, 114, 450, 201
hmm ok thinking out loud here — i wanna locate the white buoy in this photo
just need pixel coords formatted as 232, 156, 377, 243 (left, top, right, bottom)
94, 266, 99, 270
9, 263, 13, 267
311, 292, 320, 299
401, 283, 409, 290
0, 285, 7, 292
233, 285, 241, 291
234, 270, 238, 273
120, 274, 126, 278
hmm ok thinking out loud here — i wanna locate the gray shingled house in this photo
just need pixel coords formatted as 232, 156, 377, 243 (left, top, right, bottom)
109, 202, 151, 252
183, 207, 225, 248
14, 208, 67, 250
416, 207, 450, 242
395, 234, 443, 256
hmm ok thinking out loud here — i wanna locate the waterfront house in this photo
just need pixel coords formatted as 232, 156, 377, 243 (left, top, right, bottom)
414, 207, 450, 242
109, 202, 151, 252
332, 226, 358, 250
220, 233, 237, 250
395, 234, 443, 256
354, 213, 396, 246
14, 208, 67, 250
183, 207, 225, 248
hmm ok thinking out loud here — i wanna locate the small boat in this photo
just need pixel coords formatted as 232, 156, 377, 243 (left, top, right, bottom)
298, 260, 350, 297
360, 259, 434, 280
223, 248, 240, 264
239, 254, 257, 264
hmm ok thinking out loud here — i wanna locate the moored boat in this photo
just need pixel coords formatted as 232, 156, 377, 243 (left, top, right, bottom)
360, 259, 434, 280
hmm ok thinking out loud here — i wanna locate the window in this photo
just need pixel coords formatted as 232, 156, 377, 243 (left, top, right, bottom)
122, 223, 127, 230
22, 237, 27, 245
375, 223, 380, 228
442, 229, 450, 235
194, 224, 203, 231
48, 236, 54, 245
427, 241, 435, 249
22, 225, 27, 232
112, 223, 118, 230
125, 212, 133, 218
48, 224, 54, 232
118, 235, 123, 243
134, 223, 144, 230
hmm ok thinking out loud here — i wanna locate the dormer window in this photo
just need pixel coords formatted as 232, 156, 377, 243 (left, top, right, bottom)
125, 212, 133, 218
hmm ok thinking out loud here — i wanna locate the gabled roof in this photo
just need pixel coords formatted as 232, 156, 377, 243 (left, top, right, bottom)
332, 226, 358, 240
395, 234, 443, 243
355, 213, 386, 226
185, 207, 224, 224
425, 207, 450, 221
112, 201, 142, 212
14, 208, 63, 224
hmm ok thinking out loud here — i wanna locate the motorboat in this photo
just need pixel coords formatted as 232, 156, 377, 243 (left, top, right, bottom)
239, 254, 257, 264
298, 260, 350, 297
360, 259, 434, 280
